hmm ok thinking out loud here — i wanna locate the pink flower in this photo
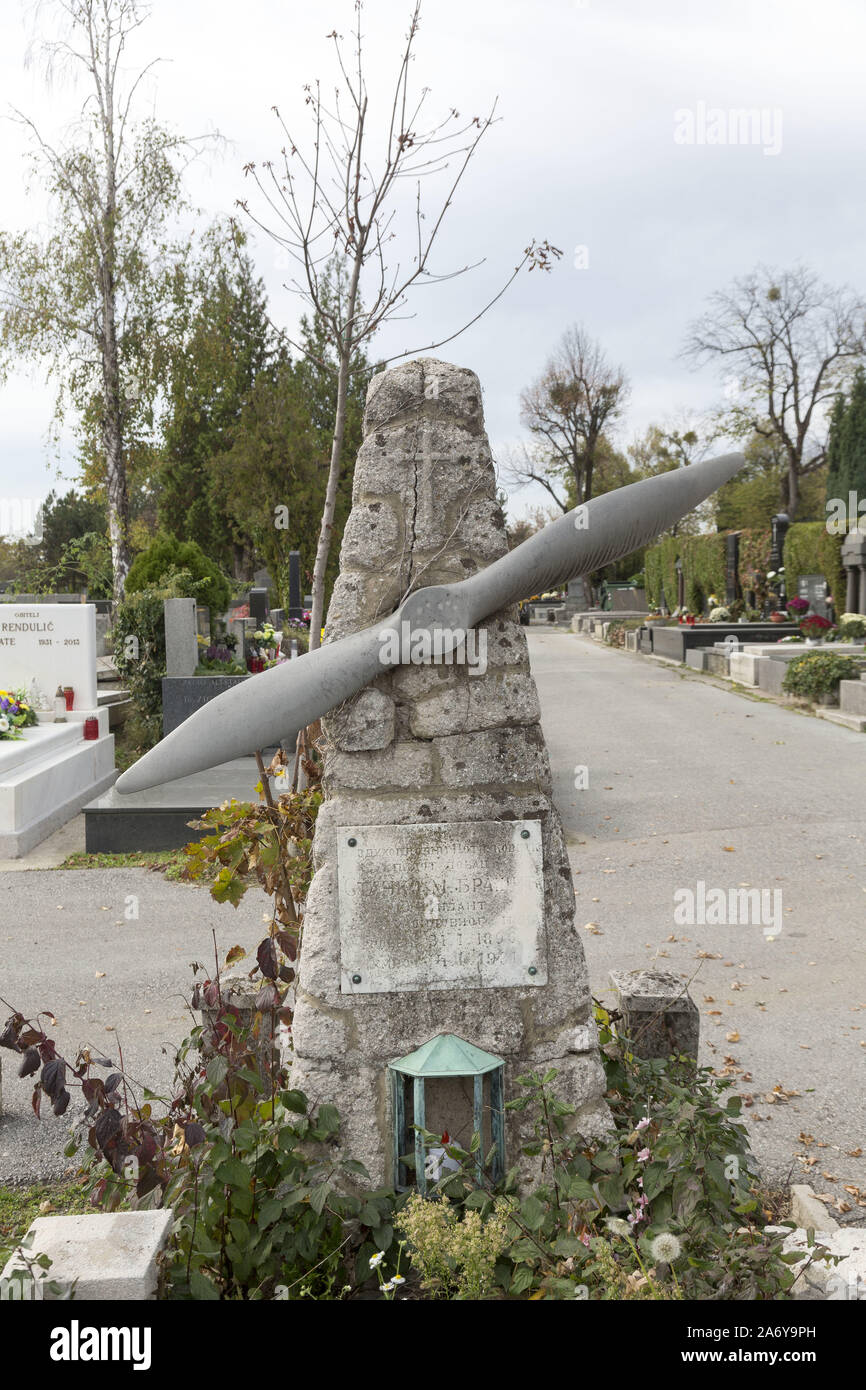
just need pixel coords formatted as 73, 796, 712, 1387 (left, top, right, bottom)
580, 1231, 591, 1248
636, 1116, 650, 1132
637, 1148, 651, 1162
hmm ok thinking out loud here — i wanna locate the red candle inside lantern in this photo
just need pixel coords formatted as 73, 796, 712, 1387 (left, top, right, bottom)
63, 686, 74, 710
83, 717, 99, 740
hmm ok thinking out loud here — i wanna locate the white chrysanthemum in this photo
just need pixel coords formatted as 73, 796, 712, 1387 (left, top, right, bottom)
650, 1232, 682, 1263
369, 1251, 385, 1269
380, 1280, 395, 1292
606, 1217, 631, 1238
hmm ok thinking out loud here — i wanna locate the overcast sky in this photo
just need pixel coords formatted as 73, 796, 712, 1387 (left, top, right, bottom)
1, 0, 865, 526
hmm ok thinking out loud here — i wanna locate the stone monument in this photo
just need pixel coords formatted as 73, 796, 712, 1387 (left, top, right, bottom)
289, 360, 610, 1182
116, 356, 744, 1186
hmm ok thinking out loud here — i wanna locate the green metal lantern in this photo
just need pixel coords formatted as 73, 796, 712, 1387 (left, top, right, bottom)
388, 1033, 506, 1195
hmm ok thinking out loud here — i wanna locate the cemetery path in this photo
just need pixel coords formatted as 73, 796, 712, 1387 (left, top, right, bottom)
529, 628, 866, 1217
0, 870, 267, 1183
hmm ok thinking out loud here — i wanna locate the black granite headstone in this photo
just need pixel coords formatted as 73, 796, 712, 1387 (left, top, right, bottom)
249, 588, 269, 625
725, 533, 740, 604
162, 675, 249, 736
288, 551, 303, 621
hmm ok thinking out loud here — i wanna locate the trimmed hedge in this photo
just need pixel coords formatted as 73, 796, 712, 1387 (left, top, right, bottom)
783, 522, 845, 613
645, 521, 844, 616
643, 533, 725, 613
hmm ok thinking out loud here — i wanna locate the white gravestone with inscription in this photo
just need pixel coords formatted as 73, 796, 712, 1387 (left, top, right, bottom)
0, 602, 114, 856
0, 604, 98, 711
338, 821, 546, 992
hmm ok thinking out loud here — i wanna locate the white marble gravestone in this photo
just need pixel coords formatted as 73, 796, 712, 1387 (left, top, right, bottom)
0, 602, 114, 855
0, 603, 98, 711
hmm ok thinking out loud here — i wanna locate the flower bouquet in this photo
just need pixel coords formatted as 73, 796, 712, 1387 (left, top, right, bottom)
799, 614, 835, 645
0, 689, 38, 740
786, 596, 810, 619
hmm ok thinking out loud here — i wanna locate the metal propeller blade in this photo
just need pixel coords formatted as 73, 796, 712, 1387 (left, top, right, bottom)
116, 450, 744, 793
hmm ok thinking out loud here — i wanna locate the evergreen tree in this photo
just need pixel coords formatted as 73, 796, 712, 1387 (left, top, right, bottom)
824, 391, 847, 509
838, 368, 866, 508
157, 236, 276, 575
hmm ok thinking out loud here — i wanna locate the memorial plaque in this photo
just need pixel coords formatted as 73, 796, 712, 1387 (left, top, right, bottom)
337, 820, 547, 993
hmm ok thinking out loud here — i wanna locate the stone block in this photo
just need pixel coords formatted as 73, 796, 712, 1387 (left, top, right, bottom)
435, 725, 551, 791
163, 597, 198, 677
608, 968, 699, 1059
839, 679, 866, 716
777, 1226, 866, 1300
1, 1211, 173, 1300
408, 669, 540, 738
790, 1185, 839, 1232
325, 739, 434, 791
328, 688, 396, 751
729, 652, 759, 685
704, 650, 730, 676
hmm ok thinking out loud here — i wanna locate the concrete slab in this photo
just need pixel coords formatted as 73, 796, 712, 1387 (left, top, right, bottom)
84, 756, 265, 852
1, 1210, 173, 1300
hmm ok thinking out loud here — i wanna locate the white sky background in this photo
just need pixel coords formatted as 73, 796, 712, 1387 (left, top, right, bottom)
1, 0, 865, 522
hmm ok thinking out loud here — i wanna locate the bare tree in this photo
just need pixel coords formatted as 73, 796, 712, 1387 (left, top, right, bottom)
237, 0, 559, 648
626, 413, 717, 536
0, 0, 216, 602
683, 264, 866, 518
511, 324, 629, 511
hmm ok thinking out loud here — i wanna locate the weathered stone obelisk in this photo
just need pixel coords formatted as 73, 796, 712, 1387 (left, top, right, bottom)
290, 359, 609, 1183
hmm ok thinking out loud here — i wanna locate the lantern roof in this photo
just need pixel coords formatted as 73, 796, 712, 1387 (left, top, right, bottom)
389, 1032, 503, 1078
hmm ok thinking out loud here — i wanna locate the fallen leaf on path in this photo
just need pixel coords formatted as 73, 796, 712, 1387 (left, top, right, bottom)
726, 1031, 740, 1042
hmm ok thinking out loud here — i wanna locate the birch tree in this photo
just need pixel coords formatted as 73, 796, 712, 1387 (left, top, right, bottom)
0, 0, 215, 601
238, 0, 559, 648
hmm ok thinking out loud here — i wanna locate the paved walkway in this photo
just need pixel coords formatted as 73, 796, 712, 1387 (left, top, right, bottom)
0, 869, 267, 1182
529, 628, 866, 1213
2, 634, 864, 1214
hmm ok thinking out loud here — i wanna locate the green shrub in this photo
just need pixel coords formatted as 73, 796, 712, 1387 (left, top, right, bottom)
126, 534, 231, 616
837, 614, 866, 640
421, 1005, 823, 1301
782, 651, 863, 700
113, 580, 190, 745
